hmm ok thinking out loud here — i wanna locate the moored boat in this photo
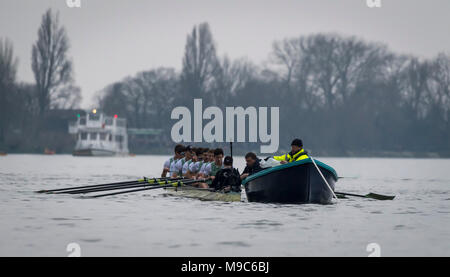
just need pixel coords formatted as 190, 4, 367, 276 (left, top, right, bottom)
69, 110, 129, 157
242, 158, 338, 204
44, 148, 56, 155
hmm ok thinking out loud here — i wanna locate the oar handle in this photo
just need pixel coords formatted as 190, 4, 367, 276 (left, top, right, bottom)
61, 178, 203, 195
89, 180, 205, 198
38, 177, 186, 194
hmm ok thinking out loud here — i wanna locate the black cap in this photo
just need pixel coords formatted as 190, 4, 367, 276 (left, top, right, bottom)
224, 156, 233, 166
291, 139, 303, 147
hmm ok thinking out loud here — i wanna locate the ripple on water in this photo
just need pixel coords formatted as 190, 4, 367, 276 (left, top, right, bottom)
51, 217, 92, 221
51, 217, 72, 221
237, 219, 283, 230
393, 224, 415, 231
370, 210, 383, 214
58, 223, 76, 227
80, 238, 102, 243
217, 241, 251, 247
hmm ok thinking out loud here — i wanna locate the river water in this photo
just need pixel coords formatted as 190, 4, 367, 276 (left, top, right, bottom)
0, 154, 449, 256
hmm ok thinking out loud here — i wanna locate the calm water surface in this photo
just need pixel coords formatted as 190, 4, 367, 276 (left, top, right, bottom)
0, 155, 449, 256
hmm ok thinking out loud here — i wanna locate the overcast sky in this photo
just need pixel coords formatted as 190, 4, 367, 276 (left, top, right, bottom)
1, 0, 449, 107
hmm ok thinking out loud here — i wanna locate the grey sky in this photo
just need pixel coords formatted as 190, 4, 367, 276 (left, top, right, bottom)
1, 0, 449, 107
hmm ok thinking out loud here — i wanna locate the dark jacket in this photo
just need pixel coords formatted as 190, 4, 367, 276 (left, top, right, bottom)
242, 159, 263, 176
211, 167, 241, 192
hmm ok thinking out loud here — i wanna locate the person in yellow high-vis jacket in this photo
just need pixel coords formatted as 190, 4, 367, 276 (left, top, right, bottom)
273, 139, 308, 164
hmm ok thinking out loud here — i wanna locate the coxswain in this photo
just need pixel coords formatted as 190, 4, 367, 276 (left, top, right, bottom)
273, 138, 308, 164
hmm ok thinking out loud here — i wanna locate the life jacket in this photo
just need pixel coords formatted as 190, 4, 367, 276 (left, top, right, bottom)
273, 149, 308, 163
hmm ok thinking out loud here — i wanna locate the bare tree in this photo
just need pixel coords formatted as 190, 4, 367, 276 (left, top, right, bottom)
0, 38, 17, 86
283, 34, 393, 109
213, 56, 257, 104
181, 22, 220, 103
400, 57, 432, 119
430, 54, 450, 120
271, 38, 302, 90
98, 67, 178, 129
0, 38, 18, 144
51, 84, 82, 109
31, 9, 76, 114
134, 68, 178, 127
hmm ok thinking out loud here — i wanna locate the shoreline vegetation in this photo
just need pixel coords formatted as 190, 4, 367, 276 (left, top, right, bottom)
1, 149, 448, 159
1, 9, 449, 158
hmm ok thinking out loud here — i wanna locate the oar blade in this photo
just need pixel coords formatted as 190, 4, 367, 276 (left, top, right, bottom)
366, 193, 395, 200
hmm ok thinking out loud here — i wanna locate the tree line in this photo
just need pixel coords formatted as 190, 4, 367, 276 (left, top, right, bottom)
1, 10, 449, 156
98, 23, 450, 156
0, 9, 81, 153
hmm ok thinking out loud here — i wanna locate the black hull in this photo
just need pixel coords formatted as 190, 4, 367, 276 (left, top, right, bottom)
243, 159, 337, 204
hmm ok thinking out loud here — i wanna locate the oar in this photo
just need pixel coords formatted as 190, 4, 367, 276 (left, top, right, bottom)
36, 177, 182, 194
335, 191, 395, 200
59, 178, 196, 194
87, 184, 175, 198
87, 179, 205, 198
308, 156, 338, 201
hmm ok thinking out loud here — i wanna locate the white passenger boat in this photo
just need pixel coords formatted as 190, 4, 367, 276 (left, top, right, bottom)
68, 109, 129, 156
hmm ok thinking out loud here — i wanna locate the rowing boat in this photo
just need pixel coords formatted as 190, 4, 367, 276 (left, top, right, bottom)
162, 158, 338, 204
36, 157, 399, 203
242, 158, 338, 204
163, 186, 242, 202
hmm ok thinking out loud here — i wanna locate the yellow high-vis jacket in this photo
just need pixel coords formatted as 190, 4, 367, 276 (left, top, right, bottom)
273, 149, 308, 163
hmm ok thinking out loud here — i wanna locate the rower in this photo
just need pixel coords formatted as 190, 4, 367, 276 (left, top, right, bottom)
181, 147, 196, 178
171, 146, 192, 178
240, 152, 263, 180
161, 144, 185, 178
197, 149, 213, 179
273, 138, 308, 164
211, 156, 241, 192
198, 148, 224, 188
188, 148, 206, 179
185, 148, 203, 179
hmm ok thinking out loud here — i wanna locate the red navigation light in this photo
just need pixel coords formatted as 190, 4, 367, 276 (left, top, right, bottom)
114, 114, 118, 118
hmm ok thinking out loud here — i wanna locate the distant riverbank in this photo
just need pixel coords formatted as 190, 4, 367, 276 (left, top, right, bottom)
1, 149, 449, 159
